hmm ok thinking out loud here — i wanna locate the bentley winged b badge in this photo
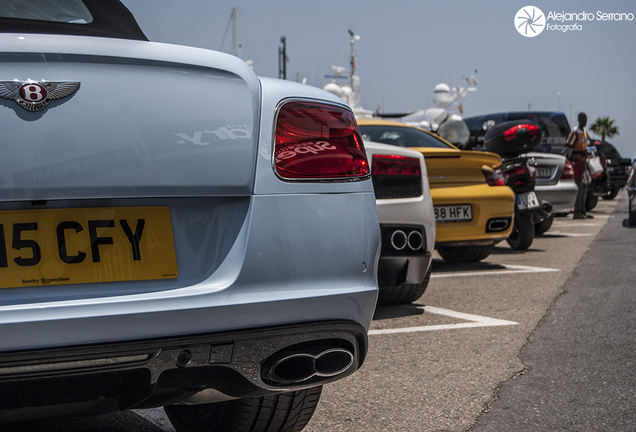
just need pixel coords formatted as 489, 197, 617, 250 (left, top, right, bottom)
0, 80, 80, 112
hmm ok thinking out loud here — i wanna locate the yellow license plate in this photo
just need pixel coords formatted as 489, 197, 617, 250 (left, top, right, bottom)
0, 206, 177, 289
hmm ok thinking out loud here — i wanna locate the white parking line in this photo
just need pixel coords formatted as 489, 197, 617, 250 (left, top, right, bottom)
552, 215, 610, 224
369, 306, 518, 335
430, 264, 559, 279
551, 222, 599, 227
542, 231, 592, 237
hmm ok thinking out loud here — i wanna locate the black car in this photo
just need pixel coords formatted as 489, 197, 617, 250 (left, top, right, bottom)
463, 111, 571, 153
590, 140, 631, 199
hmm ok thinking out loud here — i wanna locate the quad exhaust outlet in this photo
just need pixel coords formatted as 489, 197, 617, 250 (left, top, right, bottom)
262, 345, 355, 385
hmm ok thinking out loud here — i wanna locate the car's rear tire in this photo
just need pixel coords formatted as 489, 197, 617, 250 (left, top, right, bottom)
436, 245, 494, 263
377, 267, 431, 305
629, 196, 636, 226
534, 214, 554, 235
164, 387, 322, 432
506, 212, 534, 250
585, 194, 599, 211
602, 188, 620, 200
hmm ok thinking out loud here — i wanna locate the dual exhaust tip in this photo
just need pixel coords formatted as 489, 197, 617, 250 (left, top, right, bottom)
390, 230, 424, 251
486, 217, 512, 233
262, 342, 355, 386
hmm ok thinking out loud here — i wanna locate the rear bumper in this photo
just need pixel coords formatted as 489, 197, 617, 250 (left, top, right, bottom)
608, 174, 628, 190
431, 184, 515, 244
535, 179, 577, 214
0, 192, 380, 420
378, 254, 432, 288
0, 321, 367, 421
377, 224, 432, 288
0, 193, 380, 352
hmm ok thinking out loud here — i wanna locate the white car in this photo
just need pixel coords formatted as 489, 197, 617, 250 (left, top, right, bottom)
365, 141, 435, 305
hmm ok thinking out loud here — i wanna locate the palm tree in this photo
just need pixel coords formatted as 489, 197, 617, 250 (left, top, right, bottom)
590, 116, 620, 142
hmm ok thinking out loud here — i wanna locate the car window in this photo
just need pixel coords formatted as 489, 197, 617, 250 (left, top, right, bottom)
596, 142, 621, 160
0, 0, 93, 24
506, 112, 570, 139
464, 111, 573, 154
359, 125, 452, 149
463, 114, 505, 133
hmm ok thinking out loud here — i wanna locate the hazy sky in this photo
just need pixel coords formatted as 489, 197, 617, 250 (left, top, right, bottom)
123, 0, 636, 157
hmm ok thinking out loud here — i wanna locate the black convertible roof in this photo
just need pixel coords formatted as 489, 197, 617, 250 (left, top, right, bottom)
0, 0, 147, 41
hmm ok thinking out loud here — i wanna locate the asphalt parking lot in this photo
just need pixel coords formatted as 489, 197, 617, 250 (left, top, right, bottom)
5, 196, 625, 432
305, 196, 621, 432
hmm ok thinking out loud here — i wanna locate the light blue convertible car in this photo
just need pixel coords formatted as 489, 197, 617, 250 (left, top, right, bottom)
0, 1, 380, 430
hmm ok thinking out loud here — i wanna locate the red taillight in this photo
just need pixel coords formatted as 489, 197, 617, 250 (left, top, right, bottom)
511, 165, 531, 178
372, 154, 421, 176
503, 123, 540, 142
496, 164, 534, 187
561, 159, 575, 179
274, 101, 370, 180
482, 166, 506, 186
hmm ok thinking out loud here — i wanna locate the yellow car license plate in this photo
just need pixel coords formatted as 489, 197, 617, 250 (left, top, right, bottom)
434, 205, 473, 223
0, 206, 177, 289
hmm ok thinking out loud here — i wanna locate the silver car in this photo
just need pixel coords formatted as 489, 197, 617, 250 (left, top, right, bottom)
529, 152, 578, 233
0, 1, 380, 430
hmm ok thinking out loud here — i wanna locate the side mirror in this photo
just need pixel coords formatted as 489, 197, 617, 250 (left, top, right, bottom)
482, 120, 496, 131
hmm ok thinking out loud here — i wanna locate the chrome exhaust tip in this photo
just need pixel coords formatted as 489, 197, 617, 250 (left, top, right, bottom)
533, 200, 553, 223
486, 217, 511, 232
390, 230, 407, 250
262, 343, 355, 386
407, 230, 424, 251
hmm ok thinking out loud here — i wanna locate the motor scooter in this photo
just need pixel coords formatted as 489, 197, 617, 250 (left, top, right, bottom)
483, 120, 548, 250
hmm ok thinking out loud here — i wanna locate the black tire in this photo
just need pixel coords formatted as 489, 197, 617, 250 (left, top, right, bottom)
377, 267, 431, 305
164, 387, 322, 432
585, 194, 599, 211
436, 245, 494, 263
629, 197, 636, 226
602, 188, 620, 200
506, 212, 534, 250
534, 214, 554, 235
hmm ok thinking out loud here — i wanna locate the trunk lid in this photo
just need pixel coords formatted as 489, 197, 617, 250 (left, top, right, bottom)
0, 34, 260, 201
0, 34, 259, 297
414, 148, 501, 187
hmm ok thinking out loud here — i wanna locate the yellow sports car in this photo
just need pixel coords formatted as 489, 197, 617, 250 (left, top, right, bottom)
358, 119, 515, 262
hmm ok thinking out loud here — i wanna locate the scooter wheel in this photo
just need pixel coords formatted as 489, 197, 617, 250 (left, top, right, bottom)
507, 212, 534, 250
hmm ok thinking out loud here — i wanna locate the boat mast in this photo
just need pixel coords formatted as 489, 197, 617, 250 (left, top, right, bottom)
279, 37, 287, 79
232, 7, 238, 56
348, 29, 359, 87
